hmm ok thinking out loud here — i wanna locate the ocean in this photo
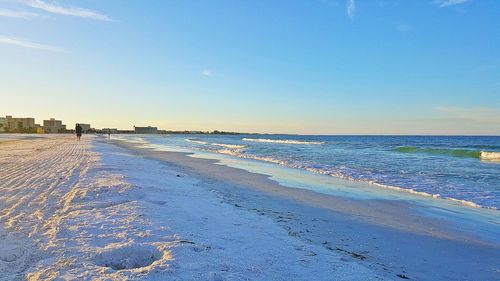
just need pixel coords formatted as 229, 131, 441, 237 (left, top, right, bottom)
116, 134, 500, 209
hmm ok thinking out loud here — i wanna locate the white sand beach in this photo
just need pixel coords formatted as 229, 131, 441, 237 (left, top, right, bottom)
0, 135, 499, 280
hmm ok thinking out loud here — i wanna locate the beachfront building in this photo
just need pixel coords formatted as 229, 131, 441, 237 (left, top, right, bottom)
134, 126, 158, 134
0, 117, 5, 132
77, 123, 91, 133
2, 115, 36, 132
43, 118, 66, 134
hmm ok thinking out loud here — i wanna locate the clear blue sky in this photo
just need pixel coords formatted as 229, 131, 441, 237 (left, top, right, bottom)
1, 0, 499, 134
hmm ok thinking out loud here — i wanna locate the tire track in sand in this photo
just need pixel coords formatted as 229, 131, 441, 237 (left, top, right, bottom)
0, 136, 99, 234
0, 136, 100, 280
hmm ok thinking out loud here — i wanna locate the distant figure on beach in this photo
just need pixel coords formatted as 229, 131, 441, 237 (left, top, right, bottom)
108, 129, 111, 139
75, 124, 82, 141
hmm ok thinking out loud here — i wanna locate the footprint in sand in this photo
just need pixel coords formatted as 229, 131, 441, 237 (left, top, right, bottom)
0, 244, 24, 262
94, 243, 163, 270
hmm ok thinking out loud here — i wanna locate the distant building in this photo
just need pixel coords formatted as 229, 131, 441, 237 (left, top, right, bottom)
134, 126, 158, 134
117, 130, 135, 134
0, 117, 5, 132
77, 123, 91, 133
43, 118, 66, 133
2, 115, 36, 132
102, 128, 118, 134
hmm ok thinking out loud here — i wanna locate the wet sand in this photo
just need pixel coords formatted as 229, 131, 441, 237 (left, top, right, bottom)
110, 137, 500, 280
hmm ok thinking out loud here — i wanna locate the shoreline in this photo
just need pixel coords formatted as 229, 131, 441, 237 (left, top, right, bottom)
1, 135, 384, 280
1, 135, 498, 280
110, 137, 499, 242
192, 146, 498, 211
115, 134, 500, 210
107, 137, 500, 280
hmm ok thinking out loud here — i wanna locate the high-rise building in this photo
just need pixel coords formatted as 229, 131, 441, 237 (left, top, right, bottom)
77, 123, 92, 133
2, 115, 36, 132
134, 126, 158, 134
43, 118, 66, 133
0, 117, 5, 132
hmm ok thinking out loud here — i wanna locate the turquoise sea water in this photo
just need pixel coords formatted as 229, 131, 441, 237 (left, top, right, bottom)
117, 135, 500, 209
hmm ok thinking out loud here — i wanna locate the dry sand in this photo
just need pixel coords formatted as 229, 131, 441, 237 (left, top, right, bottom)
0, 135, 386, 280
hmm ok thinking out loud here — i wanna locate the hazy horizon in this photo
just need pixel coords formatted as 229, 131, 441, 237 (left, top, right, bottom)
1, 0, 499, 135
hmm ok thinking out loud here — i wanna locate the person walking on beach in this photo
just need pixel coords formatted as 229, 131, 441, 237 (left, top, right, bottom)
75, 124, 82, 141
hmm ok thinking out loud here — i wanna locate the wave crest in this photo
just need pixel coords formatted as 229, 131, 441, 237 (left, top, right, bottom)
480, 151, 500, 161
396, 146, 500, 162
212, 143, 247, 149
242, 138, 325, 145
185, 138, 208, 145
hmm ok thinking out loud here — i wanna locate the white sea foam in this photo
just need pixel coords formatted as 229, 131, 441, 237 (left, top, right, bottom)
112, 136, 148, 144
480, 151, 500, 162
370, 182, 441, 198
445, 197, 484, 208
242, 138, 325, 145
212, 143, 247, 149
214, 149, 285, 165
209, 148, 491, 209
369, 182, 490, 208
186, 139, 246, 149
123, 136, 495, 210
185, 138, 209, 145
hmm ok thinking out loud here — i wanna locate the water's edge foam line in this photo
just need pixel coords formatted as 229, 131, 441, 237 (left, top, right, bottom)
242, 138, 325, 145
138, 137, 500, 210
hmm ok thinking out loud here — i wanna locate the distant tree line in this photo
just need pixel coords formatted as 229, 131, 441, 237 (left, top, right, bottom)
1, 127, 37, 133
157, 130, 244, 135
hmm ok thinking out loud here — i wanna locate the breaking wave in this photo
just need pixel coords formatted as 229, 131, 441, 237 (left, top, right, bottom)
480, 151, 500, 161
212, 143, 247, 149
185, 139, 246, 149
242, 138, 325, 145
395, 146, 500, 161
185, 138, 208, 145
